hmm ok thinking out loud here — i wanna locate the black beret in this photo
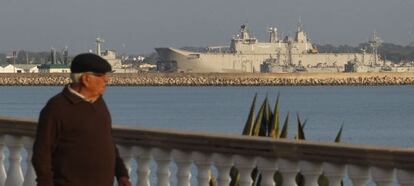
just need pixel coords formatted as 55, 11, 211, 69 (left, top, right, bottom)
70, 53, 113, 73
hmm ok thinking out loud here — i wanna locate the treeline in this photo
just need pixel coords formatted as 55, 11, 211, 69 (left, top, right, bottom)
315, 43, 414, 62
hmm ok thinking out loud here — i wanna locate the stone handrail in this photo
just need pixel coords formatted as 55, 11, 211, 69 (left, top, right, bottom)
0, 116, 413, 185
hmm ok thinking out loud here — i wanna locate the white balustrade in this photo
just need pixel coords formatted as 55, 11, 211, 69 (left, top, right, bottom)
322, 162, 346, 186
172, 149, 192, 186
192, 151, 213, 186
347, 164, 370, 186
397, 169, 414, 186
256, 157, 278, 186
135, 146, 152, 186
372, 167, 395, 186
22, 137, 35, 186
212, 153, 233, 186
1, 117, 414, 186
118, 145, 135, 178
4, 135, 24, 186
233, 155, 256, 186
278, 158, 299, 186
0, 135, 7, 186
300, 161, 322, 186
152, 148, 172, 186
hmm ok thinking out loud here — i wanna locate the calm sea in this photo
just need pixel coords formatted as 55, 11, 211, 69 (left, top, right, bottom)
1, 86, 414, 147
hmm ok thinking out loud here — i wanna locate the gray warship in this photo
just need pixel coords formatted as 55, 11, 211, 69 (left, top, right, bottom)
156, 22, 379, 73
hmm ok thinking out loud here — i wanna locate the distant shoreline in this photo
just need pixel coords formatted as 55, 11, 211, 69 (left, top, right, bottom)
0, 72, 414, 86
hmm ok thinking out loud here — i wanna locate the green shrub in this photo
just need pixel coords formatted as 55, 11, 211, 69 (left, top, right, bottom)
213, 93, 344, 186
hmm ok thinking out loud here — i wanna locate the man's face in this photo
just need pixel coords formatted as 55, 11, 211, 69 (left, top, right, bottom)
82, 72, 109, 97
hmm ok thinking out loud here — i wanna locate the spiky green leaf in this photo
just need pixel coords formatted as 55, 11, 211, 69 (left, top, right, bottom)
302, 119, 308, 129
252, 102, 265, 136
259, 97, 270, 136
279, 112, 289, 138
296, 113, 306, 140
242, 94, 257, 136
269, 93, 280, 138
335, 124, 344, 143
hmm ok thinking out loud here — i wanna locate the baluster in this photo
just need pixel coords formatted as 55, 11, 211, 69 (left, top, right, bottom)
22, 137, 35, 186
4, 135, 23, 186
118, 145, 134, 178
322, 162, 346, 186
212, 153, 233, 186
397, 169, 414, 186
135, 146, 152, 186
347, 165, 370, 186
371, 167, 395, 186
278, 158, 299, 186
172, 150, 192, 186
193, 151, 213, 186
233, 155, 256, 186
0, 136, 6, 186
256, 157, 277, 186
299, 161, 322, 186
152, 148, 171, 186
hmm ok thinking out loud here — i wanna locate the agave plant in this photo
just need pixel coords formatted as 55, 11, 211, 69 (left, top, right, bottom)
220, 93, 344, 186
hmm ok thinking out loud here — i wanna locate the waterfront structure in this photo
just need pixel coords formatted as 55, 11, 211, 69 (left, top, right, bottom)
138, 63, 157, 72
1, 117, 414, 186
0, 64, 38, 73
37, 64, 70, 73
0, 64, 24, 73
156, 22, 379, 73
13, 65, 39, 73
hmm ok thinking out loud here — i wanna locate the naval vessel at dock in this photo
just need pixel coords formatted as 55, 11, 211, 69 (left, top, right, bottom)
156, 22, 383, 73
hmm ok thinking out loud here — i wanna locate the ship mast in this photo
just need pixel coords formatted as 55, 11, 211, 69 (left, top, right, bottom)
96, 36, 105, 56
268, 27, 278, 43
369, 31, 382, 67
240, 24, 249, 39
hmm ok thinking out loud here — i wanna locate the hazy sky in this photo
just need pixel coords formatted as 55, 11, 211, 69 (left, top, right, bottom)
0, 0, 413, 54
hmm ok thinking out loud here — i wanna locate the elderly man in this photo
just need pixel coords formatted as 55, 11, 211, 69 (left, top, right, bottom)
32, 53, 131, 186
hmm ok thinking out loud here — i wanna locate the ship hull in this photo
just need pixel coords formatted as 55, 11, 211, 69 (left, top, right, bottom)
156, 47, 375, 73
156, 48, 272, 72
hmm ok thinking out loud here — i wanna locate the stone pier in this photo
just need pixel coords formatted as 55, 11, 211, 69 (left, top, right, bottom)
1, 72, 414, 86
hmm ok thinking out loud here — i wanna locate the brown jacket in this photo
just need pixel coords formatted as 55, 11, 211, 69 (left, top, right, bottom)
32, 86, 128, 186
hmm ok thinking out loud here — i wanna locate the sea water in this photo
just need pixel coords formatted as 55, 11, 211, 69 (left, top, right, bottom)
2, 86, 413, 147
1, 86, 412, 185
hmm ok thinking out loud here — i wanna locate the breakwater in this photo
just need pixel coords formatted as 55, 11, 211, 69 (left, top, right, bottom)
1, 72, 414, 86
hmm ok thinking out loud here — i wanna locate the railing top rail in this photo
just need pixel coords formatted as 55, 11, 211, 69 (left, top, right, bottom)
1, 116, 414, 170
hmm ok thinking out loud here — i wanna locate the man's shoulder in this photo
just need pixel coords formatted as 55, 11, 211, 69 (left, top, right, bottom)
38, 90, 69, 120
43, 91, 69, 110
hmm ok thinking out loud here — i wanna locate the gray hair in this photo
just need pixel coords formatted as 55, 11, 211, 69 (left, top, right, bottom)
70, 73, 84, 83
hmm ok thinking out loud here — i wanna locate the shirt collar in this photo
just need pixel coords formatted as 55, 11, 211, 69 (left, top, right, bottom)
64, 85, 98, 103
68, 85, 88, 100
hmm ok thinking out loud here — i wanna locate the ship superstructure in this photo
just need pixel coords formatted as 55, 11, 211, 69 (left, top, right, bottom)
95, 37, 122, 69
156, 22, 379, 73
